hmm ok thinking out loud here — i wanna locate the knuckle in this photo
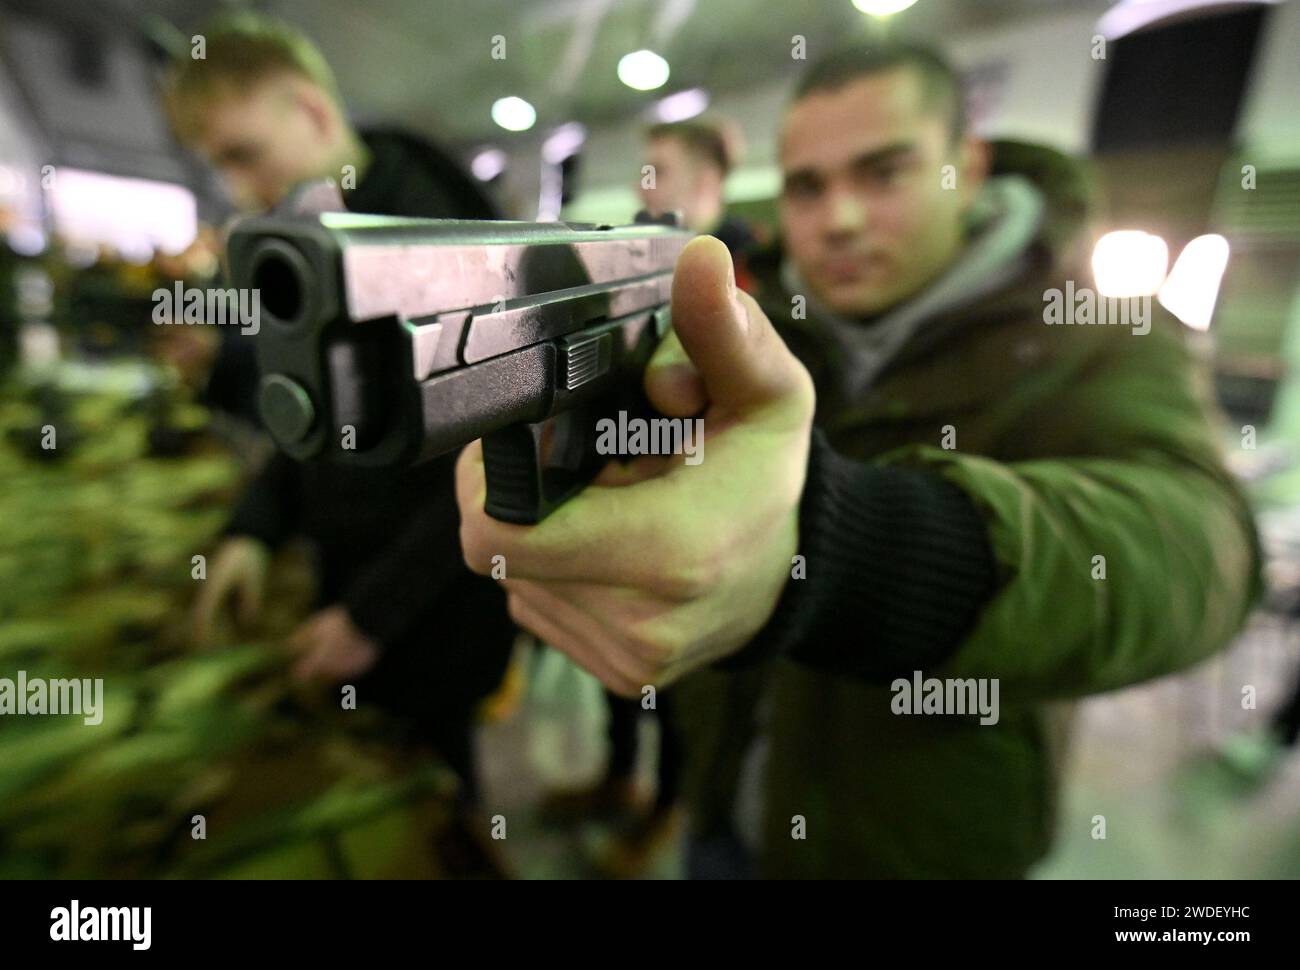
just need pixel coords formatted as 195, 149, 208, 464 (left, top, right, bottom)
607, 672, 642, 699
661, 541, 722, 600
629, 628, 674, 671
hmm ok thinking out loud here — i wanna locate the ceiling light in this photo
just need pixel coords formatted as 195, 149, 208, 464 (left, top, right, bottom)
618, 50, 670, 91
491, 96, 536, 132
852, 0, 921, 15
1092, 230, 1170, 297
1158, 234, 1230, 330
471, 148, 507, 181
654, 88, 709, 122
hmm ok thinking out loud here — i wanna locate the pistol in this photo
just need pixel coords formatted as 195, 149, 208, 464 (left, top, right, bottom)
226, 185, 691, 524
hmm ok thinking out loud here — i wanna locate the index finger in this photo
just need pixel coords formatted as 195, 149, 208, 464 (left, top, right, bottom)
455, 438, 711, 588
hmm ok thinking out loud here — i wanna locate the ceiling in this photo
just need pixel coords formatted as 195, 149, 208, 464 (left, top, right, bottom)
5, 0, 1107, 148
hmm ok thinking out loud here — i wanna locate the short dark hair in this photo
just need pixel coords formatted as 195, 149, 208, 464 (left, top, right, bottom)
646, 121, 732, 175
792, 43, 966, 143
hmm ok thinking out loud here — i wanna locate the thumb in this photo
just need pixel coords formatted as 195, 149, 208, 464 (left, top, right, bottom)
669, 235, 800, 413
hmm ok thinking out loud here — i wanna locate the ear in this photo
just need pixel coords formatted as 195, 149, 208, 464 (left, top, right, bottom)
292, 79, 338, 142
958, 136, 991, 208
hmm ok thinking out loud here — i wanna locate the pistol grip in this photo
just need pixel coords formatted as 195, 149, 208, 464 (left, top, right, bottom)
482, 421, 574, 525
481, 308, 669, 524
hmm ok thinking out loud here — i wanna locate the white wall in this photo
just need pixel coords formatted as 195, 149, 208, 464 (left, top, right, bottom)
0, 61, 47, 226
946, 5, 1108, 152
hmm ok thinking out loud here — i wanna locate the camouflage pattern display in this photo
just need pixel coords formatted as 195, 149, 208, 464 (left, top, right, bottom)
0, 377, 486, 879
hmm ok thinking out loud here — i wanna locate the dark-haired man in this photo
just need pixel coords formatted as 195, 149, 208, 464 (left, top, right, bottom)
457, 42, 1261, 877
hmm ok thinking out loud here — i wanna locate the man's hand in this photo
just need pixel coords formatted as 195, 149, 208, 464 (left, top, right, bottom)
286, 606, 381, 682
192, 536, 271, 646
456, 236, 815, 696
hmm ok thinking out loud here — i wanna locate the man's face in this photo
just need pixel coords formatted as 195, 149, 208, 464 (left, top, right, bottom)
638, 136, 718, 231
779, 69, 983, 317
192, 77, 337, 212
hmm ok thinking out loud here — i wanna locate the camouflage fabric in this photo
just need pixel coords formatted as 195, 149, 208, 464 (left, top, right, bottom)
0, 379, 489, 879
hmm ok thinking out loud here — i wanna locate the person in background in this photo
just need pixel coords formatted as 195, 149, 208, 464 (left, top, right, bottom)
533, 118, 758, 878
167, 12, 515, 812
639, 118, 758, 273
163, 18, 491, 218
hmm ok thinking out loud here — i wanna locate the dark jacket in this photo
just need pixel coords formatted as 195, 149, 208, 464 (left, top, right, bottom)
228, 127, 513, 722
673, 141, 1263, 877
344, 128, 499, 221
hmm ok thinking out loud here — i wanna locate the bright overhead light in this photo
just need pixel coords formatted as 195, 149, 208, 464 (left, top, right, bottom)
6, 224, 47, 256
1158, 234, 1230, 331
618, 50, 670, 91
852, 0, 920, 15
491, 96, 536, 132
654, 88, 709, 122
471, 148, 507, 181
1092, 230, 1170, 297
542, 122, 587, 164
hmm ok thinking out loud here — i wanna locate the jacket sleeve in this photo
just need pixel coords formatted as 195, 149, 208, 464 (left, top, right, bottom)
909, 320, 1263, 701
731, 314, 1263, 704
340, 466, 473, 647
225, 450, 302, 549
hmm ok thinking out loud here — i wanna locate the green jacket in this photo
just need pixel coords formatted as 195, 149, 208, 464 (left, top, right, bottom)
673, 143, 1263, 878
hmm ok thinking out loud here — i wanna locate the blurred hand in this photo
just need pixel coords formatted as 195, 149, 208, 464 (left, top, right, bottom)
457, 236, 815, 696
287, 606, 380, 683
153, 324, 218, 389
192, 536, 271, 646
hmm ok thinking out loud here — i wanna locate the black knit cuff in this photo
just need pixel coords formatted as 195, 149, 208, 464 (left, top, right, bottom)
344, 574, 426, 647
718, 429, 998, 683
